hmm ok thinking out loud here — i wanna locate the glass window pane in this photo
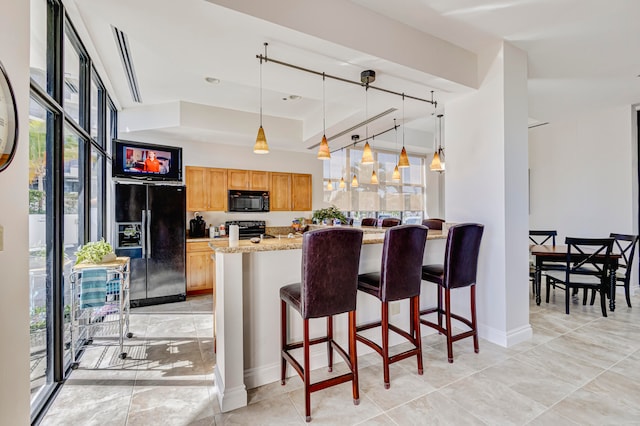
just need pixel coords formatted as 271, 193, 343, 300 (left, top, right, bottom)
29, 0, 48, 90
90, 147, 104, 241
106, 102, 113, 147
63, 34, 81, 123
63, 126, 82, 360
90, 78, 98, 140
29, 97, 51, 402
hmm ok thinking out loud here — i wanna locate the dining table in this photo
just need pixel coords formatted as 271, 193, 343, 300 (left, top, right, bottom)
530, 244, 620, 312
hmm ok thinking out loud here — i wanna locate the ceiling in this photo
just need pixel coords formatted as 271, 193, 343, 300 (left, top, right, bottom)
68, 0, 640, 155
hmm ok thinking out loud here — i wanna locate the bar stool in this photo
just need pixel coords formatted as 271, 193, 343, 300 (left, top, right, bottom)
280, 227, 364, 422
381, 218, 401, 228
420, 223, 484, 363
356, 224, 428, 389
361, 218, 377, 227
422, 218, 445, 230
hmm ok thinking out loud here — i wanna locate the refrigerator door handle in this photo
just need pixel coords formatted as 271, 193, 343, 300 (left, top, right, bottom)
147, 209, 152, 259
141, 210, 146, 258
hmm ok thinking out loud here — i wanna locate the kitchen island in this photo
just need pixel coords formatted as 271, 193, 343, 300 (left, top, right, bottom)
208, 227, 447, 412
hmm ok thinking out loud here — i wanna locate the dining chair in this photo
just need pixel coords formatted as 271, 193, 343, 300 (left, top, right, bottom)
586, 233, 638, 308
356, 225, 428, 389
380, 218, 401, 228
420, 223, 484, 363
422, 218, 445, 230
528, 230, 560, 295
280, 227, 364, 422
545, 237, 614, 317
361, 218, 377, 227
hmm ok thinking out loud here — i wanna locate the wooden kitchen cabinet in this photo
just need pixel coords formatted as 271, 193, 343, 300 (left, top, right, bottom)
227, 169, 249, 190
228, 169, 270, 190
291, 173, 312, 211
186, 241, 215, 294
249, 170, 270, 190
186, 166, 227, 211
270, 172, 291, 211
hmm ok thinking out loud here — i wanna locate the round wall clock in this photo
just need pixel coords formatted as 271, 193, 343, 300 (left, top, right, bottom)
0, 60, 18, 173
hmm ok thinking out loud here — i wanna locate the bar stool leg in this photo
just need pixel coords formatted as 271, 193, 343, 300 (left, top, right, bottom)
280, 300, 287, 385
303, 319, 311, 422
382, 301, 390, 389
327, 316, 333, 372
437, 286, 443, 330
470, 285, 479, 354
348, 311, 360, 405
444, 288, 454, 363
412, 296, 424, 375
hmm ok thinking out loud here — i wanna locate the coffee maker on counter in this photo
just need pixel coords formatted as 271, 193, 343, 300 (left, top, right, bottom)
189, 212, 207, 238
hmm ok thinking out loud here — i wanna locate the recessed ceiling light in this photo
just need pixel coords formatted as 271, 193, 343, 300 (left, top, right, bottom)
205, 77, 220, 84
282, 94, 302, 101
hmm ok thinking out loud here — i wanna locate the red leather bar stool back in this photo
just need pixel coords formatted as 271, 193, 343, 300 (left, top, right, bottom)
279, 227, 364, 422
355, 224, 428, 389
420, 223, 484, 363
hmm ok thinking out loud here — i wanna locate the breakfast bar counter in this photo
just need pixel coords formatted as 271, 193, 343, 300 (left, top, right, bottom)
210, 227, 447, 412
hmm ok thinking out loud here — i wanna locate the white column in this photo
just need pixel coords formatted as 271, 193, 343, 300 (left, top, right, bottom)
214, 252, 247, 412
445, 42, 532, 347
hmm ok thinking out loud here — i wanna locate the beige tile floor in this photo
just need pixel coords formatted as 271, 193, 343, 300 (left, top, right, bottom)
40, 287, 640, 425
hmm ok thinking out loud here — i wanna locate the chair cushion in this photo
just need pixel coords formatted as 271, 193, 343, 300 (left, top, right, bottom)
422, 264, 444, 285
280, 283, 302, 315
357, 272, 381, 298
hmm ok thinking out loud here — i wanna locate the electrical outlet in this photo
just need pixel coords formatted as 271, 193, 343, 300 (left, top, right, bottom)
390, 301, 400, 316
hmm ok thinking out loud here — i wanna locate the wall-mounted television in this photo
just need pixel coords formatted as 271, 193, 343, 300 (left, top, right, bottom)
112, 139, 182, 182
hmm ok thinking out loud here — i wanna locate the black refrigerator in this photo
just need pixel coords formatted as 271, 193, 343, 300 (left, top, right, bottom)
114, 182, 186, 307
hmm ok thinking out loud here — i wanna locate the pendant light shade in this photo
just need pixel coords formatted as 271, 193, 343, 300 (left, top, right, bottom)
371, 170, 379, 184
398, 146, 410, 168
254, 126, 269, 154
317, 73, 331, 160
339, 176, 346, 189
392, 165, 401, 180
327, 180, 333, 190
430, 114, 445, 172
317, 135, 331, 160
361, 141, 374, 164
430, 149, 443, 171
254, 44, 269, 154
351, 174, 359, 187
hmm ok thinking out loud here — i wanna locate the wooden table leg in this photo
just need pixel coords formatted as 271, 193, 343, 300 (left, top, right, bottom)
535, 260, 542, 306
609, 266, 616, 311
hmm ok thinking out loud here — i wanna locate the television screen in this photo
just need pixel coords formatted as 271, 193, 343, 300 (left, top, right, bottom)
112, 140, 182, 182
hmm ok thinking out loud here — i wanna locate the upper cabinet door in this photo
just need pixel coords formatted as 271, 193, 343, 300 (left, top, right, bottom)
227, 169, 249, 190
270, 172, 291, 211
207, 168, 228, 211
291, 173, 312, 211
186, 166, 208, 211
249, 170, 270, 191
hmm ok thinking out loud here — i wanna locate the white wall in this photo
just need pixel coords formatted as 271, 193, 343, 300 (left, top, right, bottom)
0, 0, 30, 423
529, 106, 635, 238
445, 42, 531, 347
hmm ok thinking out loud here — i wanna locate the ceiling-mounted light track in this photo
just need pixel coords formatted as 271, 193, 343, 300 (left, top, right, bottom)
256, 50, 438, 107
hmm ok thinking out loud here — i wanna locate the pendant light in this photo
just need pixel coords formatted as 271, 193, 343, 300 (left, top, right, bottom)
327, 180, 333, 190
253, 43, 269, 154
398, 94, 410, 168
370, 135, 378, 184
351, 174, 359, 187
392, 119, 401, 181
339, 147, 346, 188
317, 73, 331, 160
430, 114, 445, 172
361, 83, 374, 164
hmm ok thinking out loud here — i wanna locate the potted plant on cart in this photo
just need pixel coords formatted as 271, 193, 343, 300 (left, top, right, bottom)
74, 239, 116, 264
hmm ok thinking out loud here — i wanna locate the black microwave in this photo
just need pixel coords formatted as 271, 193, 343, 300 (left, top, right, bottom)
228, 190, 270, 212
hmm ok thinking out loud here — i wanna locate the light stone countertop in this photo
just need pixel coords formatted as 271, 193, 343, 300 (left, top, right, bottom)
206, 229, 446, 254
